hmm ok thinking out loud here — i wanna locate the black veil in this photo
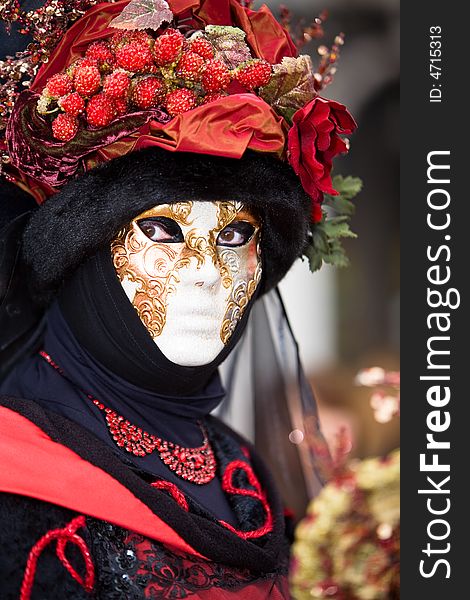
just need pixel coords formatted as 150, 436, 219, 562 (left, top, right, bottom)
218, 288, 329, 519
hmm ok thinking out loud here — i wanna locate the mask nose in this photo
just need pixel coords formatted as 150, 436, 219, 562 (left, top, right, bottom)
184, 254, 222, 290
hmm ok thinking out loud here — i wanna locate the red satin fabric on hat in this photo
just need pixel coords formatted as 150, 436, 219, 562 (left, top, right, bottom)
9, 0, 290, 201
194, 0, 232, 25
32, 0, 295, 93
229, 1, 298, 64
170, 0, 202, 14
155, 93, 286, 155
88, 93, 286, 172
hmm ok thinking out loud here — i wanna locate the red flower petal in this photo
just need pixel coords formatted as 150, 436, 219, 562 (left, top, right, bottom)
287, 95, 357, 218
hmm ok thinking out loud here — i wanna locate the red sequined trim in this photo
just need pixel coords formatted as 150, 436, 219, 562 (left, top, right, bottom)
220, 460, 273, 539
20, 515, 95, 600
39, 350, 216, 485
151, 480, 190, 512
149, 469, 273, 540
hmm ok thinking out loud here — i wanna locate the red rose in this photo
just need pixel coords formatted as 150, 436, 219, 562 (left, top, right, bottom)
287, 96, 357, 222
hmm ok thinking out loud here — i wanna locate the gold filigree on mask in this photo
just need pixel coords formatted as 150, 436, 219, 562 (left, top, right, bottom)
164, 255, 192, 302
212, 201, 248, 290
137, 201, 194, 226
169, 201, 194, 226
111, 201, 263, 349
220, 236, 262, 344
111, 223, 184, 338
214, 201, 241, 234
182, 229, 215, 268
111, 202, 199, 338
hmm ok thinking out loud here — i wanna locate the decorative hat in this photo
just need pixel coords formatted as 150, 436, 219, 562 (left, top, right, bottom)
1, 0, 359, 293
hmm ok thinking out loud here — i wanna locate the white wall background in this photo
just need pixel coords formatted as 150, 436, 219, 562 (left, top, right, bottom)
279, 260, 337, 373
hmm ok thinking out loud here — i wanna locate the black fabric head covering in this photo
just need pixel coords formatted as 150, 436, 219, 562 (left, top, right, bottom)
58, 246, 257, 395
21, 147, 311, 303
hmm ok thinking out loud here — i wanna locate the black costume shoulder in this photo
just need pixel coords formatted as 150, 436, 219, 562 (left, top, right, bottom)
0, 493, 90, 600
0, 396, 291, 600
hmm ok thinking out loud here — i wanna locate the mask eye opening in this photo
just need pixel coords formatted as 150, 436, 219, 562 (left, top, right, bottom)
216, 220, 257, 248
137, 217, 184, 243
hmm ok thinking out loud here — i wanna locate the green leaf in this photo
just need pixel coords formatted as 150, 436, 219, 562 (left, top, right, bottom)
311, 226, 330, 254
323, 218, 357, 240
305, 242, 323, 272
203, 26, 252, 68
110, 0, 173, 31
259, 56, 317, 123
323, 246, 350, 268
303, 173, 362, 273
332, 175, 363, 200
324, 193, 355, 216
324, 175, 363, 216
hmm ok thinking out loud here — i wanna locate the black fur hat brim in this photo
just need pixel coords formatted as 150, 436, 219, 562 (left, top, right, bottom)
22, 147, 311, 300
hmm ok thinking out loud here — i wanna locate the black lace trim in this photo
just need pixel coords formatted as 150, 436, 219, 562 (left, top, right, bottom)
87, 519, 287, 599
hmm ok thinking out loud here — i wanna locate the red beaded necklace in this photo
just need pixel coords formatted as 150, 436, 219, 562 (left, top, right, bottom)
39, 350, 216, 485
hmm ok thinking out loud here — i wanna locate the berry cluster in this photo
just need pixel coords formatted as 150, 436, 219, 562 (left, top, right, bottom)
38, 27, 273, 142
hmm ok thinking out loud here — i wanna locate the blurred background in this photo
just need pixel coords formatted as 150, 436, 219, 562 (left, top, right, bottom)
271, 0, 400, 462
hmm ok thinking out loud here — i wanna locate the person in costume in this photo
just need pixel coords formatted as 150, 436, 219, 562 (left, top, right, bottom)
0, 1, 356, 598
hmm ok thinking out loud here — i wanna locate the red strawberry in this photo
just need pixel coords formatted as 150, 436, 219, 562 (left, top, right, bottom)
160, 27, 183, 38
189, 37, 214, 60
176, 51, 204, 82
201, 92, 226, 105
235, 59, 272, 89
201, 59, 231, 93
52, 113, 78, 141
153, 29, 185, 66
86, 93, 116, 127
73, 64, 102, 97
109, 30, 130, 53
67, 57, 98, 79
131, 77, 165, 109
115, 42, 154, 72
114, 97, 128, 116
165, 88, 197, 117
85, 41, 115, 70
103, 71, 130, 99
45, 73, 73, 98
58, 92, 85, 116
109, 30, 153, 53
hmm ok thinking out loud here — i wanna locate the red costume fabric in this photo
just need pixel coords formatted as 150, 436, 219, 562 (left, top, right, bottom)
0, 400, 292, 599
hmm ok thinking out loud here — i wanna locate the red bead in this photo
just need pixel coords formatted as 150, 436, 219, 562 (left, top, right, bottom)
39, 350, 217, 484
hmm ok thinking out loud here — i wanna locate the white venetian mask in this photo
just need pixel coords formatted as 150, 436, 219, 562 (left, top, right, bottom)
111, 201, 262, 366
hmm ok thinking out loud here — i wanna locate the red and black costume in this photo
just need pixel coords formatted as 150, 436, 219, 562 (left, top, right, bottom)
0, 252, 293, 599
0, 1, 356, 598
0, 400, 291, 599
